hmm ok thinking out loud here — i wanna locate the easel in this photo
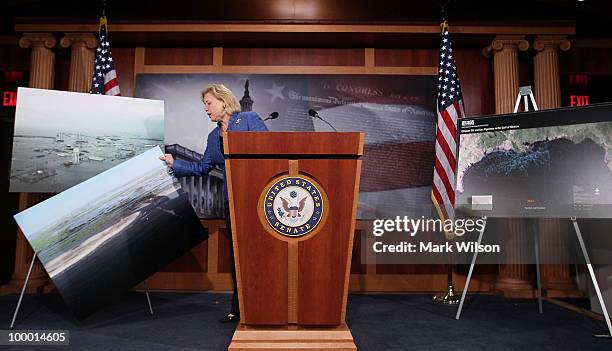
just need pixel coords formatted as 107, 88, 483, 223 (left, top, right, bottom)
9, 254, 155, 329
454, 86, 612, 339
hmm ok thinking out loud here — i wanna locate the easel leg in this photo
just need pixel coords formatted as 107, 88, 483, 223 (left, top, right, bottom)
456, 217, 487, 320
10, 258, 156, 326
571, 218, 612, 338
9, 255, 37, 330
533, 219, 543, 314
143, 280, 154, 316
513, 92, 523, 113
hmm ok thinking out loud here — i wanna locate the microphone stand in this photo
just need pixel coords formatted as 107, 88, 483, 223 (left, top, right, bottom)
316, 117, 338, 132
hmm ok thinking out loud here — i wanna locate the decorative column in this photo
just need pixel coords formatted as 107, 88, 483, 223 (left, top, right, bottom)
484, 36, 535, 298
60, 33, 97, 92
533, 36, 580, 297
533, 36, 570, 109
2, 33, 57, 294
19, 33, 56, 88
483, 36, 530, 114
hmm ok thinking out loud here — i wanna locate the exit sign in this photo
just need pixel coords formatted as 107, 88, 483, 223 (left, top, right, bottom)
569, 95, 589, 107
3, 91, 17, 106
1, 70, 28, 112
562, 74, 612, 107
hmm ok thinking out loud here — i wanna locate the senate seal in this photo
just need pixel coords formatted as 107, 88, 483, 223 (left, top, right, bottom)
262, 176, 325, 238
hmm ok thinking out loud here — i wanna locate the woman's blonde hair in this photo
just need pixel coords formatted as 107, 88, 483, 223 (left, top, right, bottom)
201, 83, 241, 116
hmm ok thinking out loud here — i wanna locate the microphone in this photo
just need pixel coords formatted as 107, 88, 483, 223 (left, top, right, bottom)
307, 109, 337, 132
263, 111, 279, 121
308, 109, 320, 119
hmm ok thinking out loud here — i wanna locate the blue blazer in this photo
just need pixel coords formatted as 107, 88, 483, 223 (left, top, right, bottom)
172, 111, 268, 201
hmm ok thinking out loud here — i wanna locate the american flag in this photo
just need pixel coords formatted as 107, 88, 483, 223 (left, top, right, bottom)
90, 16, 120, 96
431, 22, 465, 236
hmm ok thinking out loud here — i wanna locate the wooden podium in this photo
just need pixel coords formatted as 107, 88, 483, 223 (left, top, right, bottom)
224, 132, 363, 351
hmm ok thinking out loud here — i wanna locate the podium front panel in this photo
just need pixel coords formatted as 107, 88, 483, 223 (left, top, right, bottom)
229, 159, 290, 325
297, 159, 360, 325
225, 132, 363, 327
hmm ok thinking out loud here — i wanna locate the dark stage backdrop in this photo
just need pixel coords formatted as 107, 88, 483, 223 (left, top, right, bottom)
136, 74, 437, 219
1, 117, 17, 284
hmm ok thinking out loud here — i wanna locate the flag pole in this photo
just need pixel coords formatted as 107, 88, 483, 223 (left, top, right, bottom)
432, 16, 460, 306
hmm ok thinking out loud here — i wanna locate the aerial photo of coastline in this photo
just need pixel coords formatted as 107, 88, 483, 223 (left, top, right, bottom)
457, 120, 612, 218
10, 87, 164, 193
14, 147, 208, 320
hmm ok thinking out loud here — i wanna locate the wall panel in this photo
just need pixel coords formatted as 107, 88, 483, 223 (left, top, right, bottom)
375, 49, 437, 67
224, 48, 365, 66
145, 48, 213, 66
113, 47, 135, 97
455, 49, 495, 117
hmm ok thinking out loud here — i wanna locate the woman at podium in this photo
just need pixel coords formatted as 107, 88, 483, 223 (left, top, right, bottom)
160, 83, 268, 323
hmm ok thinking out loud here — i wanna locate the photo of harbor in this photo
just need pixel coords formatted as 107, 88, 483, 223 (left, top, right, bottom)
13, 147, 208, 320
10, 88, 164, 193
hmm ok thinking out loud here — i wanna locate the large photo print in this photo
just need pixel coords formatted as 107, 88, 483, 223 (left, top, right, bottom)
136, 74, 437, 219
456, 103, 612, 218
10, 88, 164, 193
14, 147, 208, 320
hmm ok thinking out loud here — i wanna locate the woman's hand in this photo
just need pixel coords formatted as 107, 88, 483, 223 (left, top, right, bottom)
159, 153, 174, 167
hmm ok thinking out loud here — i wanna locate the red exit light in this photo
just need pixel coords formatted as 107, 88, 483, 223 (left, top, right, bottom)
569, 74, 588, 86
2, 91, 16, 107
570, 95, 589, 107
4, 71, 24, 82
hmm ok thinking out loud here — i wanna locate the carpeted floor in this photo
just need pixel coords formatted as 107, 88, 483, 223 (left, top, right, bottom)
0, 292, 609, 350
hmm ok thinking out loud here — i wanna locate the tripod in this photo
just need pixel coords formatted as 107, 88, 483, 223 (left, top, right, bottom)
513, 85, 539, 113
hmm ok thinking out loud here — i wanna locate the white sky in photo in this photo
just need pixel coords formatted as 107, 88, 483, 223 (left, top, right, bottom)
14, 88, 164, 139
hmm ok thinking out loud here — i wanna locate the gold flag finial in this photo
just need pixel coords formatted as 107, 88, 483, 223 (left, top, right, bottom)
99, 16, 108, 30
440, 20, 449, 33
